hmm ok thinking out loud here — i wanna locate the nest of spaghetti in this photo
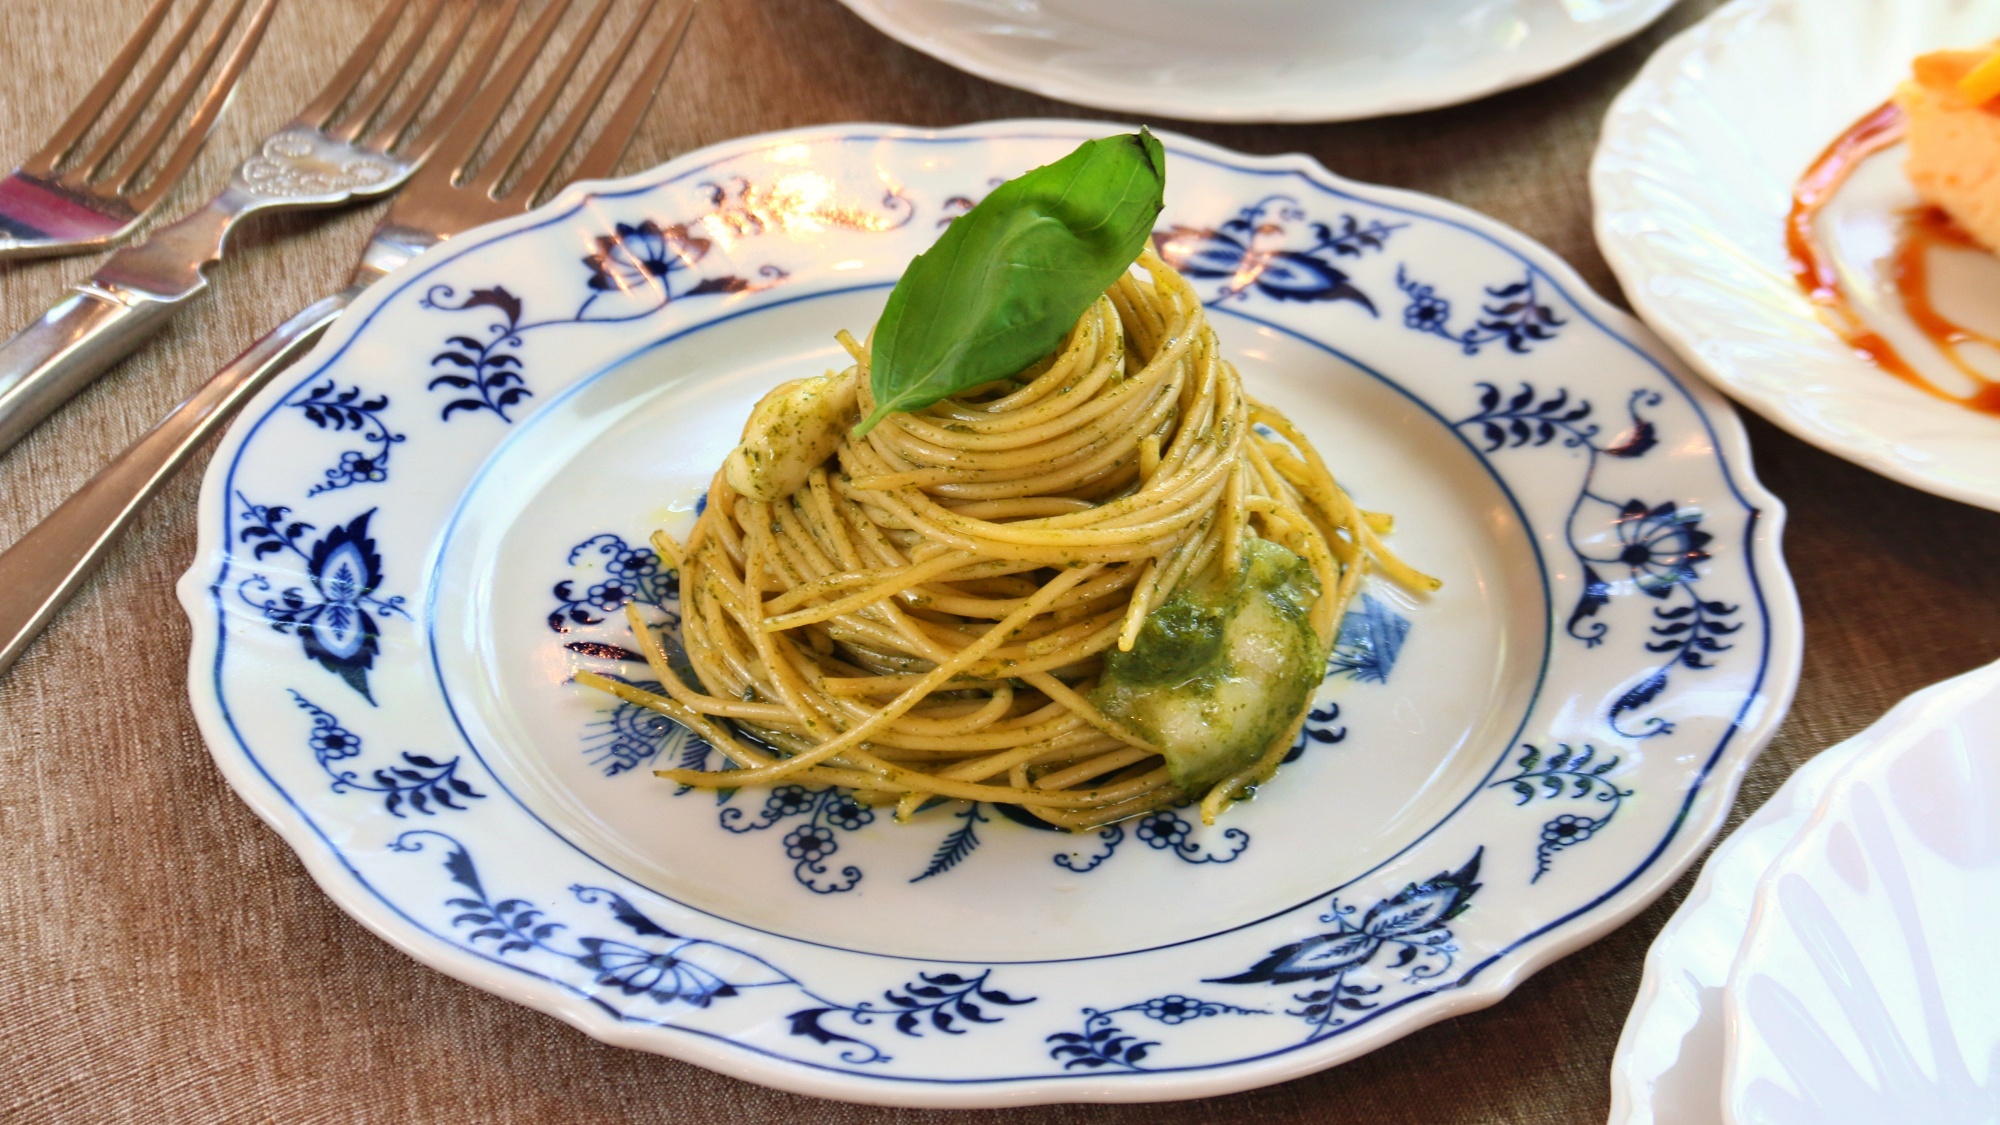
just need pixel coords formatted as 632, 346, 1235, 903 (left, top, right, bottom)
579, 250, 1436, 830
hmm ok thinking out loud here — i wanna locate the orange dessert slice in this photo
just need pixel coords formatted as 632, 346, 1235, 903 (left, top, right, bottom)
1897, 45, 2000, 251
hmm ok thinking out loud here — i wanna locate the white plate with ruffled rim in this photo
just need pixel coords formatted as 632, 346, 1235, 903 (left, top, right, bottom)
1723, 664, 2000, 1124
1607, 660, 2000, 1125
836, 0, 1682, 124
1593, 0, 2000, 513
179, 120, 1799, 1106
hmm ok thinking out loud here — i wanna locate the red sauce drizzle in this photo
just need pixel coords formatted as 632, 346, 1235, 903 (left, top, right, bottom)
1788, 100, 2000, 415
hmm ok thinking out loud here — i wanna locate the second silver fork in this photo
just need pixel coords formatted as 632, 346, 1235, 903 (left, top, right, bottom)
0, 0, 517, 455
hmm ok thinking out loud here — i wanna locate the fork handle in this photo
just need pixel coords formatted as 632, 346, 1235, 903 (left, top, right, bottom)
0, 285, 188, 453
0, 291, 350, 679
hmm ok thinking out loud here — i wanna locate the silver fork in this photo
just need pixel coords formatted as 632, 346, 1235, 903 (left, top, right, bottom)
0, 0, 699, 678
0, 0, 516, 455
0, 0, 278, 261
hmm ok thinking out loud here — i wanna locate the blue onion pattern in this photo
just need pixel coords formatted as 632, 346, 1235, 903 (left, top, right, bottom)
1154, 195, 1401, 310
1487, 744, 1632, 881
1048, 995, 1267, 1071
287, 380, 404, 495
724, 785, 876, 894
392, 830, 1030, 1064
1210, 850, 1483, 1042
548, 533, 680, 633
290, 691, 480, 816
1055, 809, 1251, 874
424, 180, 913, 426
1454, 382, 1739, 737
1396, 266, 1565, 355
236, 495, 409, 702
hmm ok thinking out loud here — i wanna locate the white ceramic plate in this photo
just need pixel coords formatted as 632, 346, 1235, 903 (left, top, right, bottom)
836, 0, 1682, 123
1593, 0, 2000, 513
1723, 665, 2000, 1123
179, 120, 1799, 1106
1606, 661, 2000, 1125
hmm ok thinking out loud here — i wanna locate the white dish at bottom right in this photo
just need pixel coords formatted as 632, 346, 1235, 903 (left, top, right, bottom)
1724, 668, 2000, 1123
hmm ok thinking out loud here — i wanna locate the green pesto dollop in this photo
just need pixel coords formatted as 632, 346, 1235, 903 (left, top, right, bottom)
1093, 537, 1327, 793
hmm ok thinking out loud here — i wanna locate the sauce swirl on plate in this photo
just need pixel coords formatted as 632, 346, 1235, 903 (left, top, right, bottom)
1788, 101, 2000, 415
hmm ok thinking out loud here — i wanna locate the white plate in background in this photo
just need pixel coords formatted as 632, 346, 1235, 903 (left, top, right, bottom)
1593, 0, 2000, 512
1724, 664, 2000, 1123
1608, 660, 2000, 1125
838, 0, 1681, 123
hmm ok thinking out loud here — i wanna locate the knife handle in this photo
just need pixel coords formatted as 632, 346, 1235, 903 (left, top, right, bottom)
0, 286, 187, 453
0, 291, 350, 679
0, 201, 244, 455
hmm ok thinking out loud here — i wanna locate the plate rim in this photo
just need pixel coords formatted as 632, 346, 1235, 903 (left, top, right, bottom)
1604, 659, 2000, 1124
1720, 659, 2000, 1123
178, 117, 1803, 1107
833, 0, 1680, 123
1591, 0, 2000, 514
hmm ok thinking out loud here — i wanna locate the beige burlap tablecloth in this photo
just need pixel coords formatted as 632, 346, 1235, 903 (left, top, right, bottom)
6, 0, 1997, 1120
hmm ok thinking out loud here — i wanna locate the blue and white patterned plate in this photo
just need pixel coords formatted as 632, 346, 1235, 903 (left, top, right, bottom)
179, 121, 1802, 1107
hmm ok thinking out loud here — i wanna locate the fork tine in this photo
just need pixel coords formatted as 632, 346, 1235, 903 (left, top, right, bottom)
568, 0, 697, 185
506, 0, 661, 203
420, 0, 579, 182
21, 0, 178, 177
359, 0, 481, 154
327, 0, 451, 144
393, 0, 526, 162
294, 0, 418, 131
66, 0, 220, 185
101, 0, 259, 197
123, 0, 281, 212
465, 0, 617, 199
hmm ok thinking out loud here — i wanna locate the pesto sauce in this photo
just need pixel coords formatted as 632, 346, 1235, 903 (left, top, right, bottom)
1093, 538, 1327, 793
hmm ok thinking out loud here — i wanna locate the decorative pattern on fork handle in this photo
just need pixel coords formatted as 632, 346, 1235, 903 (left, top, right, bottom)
238, 129, 397, 197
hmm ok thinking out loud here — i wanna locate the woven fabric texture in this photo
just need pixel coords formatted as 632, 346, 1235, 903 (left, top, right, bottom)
6, 0, 1997, 1121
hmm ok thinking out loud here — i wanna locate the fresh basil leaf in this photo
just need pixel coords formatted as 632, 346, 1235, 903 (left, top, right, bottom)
853, 129, 1167, 436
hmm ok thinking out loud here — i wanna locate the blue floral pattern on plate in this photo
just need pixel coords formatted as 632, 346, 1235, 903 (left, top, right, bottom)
1398, 267, 1565, 355
1486, 743, 1632, 881
393, 830, 1032, 1064
291, 690, 483, 815
423, 180, 911, 424
1155, 194, 1401, 311
1453, 381, 1740, 737
1207, 850, 1483, 1040
287, 380, 404, 495
234, 496, 409, 702
1048, 996, 1269, 1071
